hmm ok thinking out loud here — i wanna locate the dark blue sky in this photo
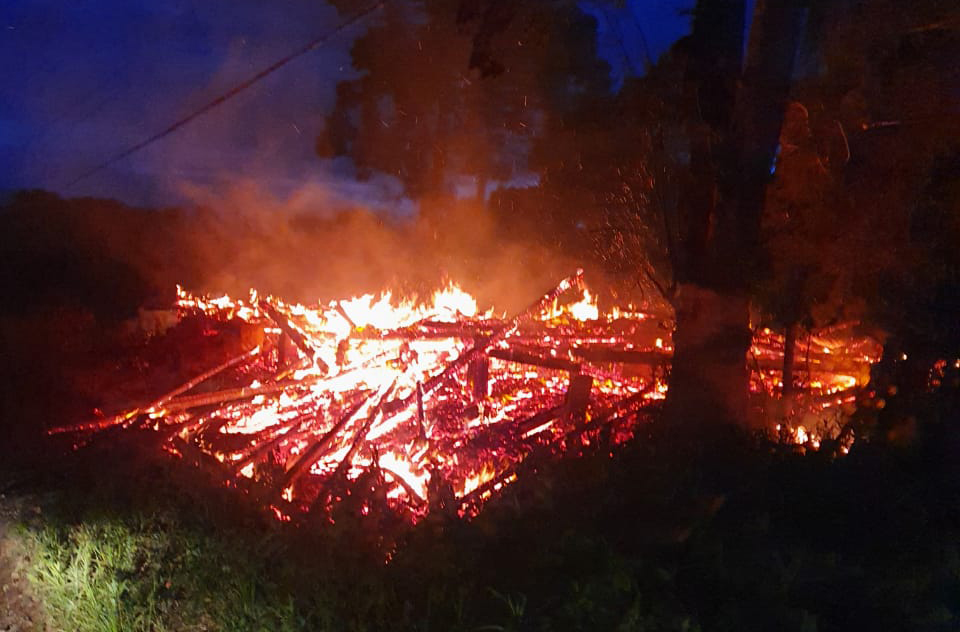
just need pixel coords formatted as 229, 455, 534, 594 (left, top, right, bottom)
1, 0, 692, 210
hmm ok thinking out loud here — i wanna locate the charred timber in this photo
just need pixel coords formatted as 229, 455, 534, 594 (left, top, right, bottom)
157, 376, 326, 413
469, 336, 490, 398
564, 374, 593, 424
569, 347, 668, 366
488, 348, 580, 373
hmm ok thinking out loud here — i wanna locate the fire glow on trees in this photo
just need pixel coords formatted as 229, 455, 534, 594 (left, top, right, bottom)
50, 271, 881, 523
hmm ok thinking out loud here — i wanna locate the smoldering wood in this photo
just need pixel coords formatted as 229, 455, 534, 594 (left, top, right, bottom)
167, 436, 236, 482
194, 417, 234, 446
464, 388, 663, 511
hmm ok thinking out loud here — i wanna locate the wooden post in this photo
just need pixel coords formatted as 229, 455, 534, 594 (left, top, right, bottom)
277, 333, 291, 369
565, 372, 593, 424
468, 336, 489, 398
782, 322, 797, 398
416, 381, 427, 440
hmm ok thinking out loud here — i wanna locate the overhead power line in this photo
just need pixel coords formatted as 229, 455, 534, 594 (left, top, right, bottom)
64, 1, 384, 190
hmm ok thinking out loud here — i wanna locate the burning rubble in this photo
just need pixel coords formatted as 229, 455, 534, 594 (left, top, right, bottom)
51, 271, 881, 523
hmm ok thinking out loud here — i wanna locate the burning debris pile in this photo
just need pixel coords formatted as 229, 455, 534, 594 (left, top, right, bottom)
51, 271, 880, 523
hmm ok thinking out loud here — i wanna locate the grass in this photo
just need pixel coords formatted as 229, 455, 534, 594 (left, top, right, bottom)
21, 514, 301, 632
25, 522, 165, 631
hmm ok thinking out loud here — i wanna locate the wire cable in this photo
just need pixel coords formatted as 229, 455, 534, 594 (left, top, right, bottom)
64, 2, 384, 190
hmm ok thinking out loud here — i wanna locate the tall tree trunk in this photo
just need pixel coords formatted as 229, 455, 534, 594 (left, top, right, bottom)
665, 0, 806, 427
668, 284, 752, 425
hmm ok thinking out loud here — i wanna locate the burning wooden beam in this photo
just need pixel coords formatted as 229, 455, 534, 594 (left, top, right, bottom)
280, 398, 371, 490
309, 381, 399, 507
489, 348, 580, 373
259, 299, 331, 374
152, 376, 324, 414
398, 270, 587, 408
49, 345, 262, 435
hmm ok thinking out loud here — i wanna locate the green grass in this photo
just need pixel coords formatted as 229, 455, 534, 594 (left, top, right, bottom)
21, 514, 301, 632
25, 522, 164, 631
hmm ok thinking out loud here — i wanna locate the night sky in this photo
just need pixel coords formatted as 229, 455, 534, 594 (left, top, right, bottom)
1, 0, 692, 210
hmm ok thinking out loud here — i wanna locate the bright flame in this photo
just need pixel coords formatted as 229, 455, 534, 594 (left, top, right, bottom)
378, 451, 429, 500
460, 463, 498, 497
566, 289, 599, 321
82, 277, 885, 526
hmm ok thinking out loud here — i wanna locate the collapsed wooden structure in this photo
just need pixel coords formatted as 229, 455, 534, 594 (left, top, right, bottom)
50, 271, 880, 522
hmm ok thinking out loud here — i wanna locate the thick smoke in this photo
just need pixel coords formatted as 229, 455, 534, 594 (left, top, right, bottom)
0, 187, 580, 322
171, 180, 579, 314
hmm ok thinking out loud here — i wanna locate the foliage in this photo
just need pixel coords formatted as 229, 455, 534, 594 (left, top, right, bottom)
320, 0, 611, 199
756, 0, 960, 337
22, 516, 299, 632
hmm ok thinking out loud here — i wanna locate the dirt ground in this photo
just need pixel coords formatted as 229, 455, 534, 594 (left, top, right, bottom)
0, 498, 45, 632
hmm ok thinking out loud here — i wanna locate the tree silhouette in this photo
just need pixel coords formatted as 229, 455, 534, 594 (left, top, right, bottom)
320, 0, 609, 200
